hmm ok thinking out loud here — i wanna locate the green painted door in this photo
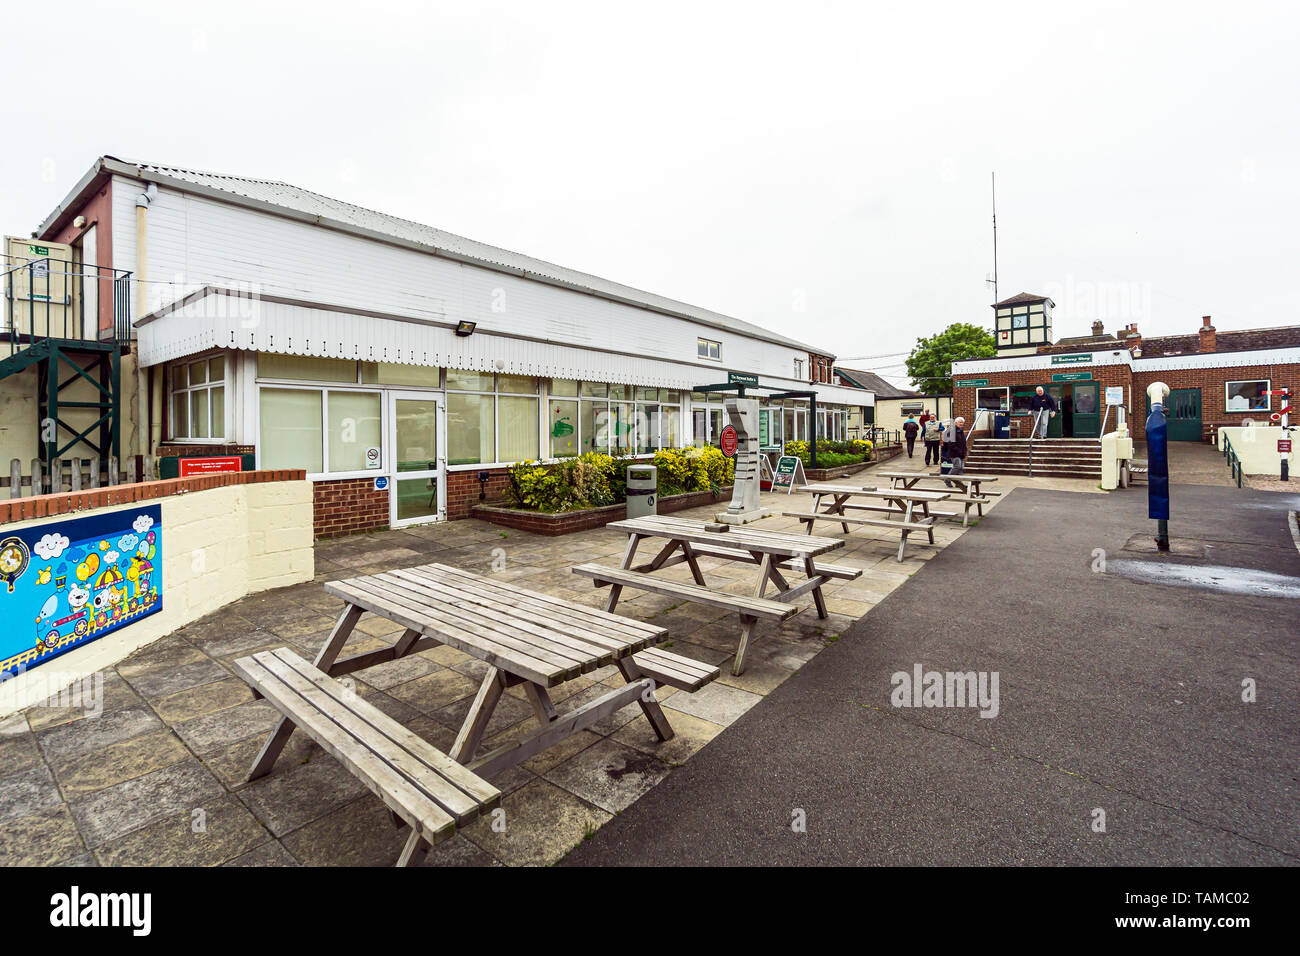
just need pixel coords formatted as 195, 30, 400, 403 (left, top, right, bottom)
1167, 387, 1202, 441
1071, 382, 1101, 438
1045, 385, 1064, 437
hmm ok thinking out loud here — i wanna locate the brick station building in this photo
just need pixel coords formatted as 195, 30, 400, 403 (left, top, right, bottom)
951, 293, 1300, 442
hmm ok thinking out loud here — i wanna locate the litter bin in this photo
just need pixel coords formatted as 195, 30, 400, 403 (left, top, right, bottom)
626, 464, 657, 518
994, 412, 1010, 439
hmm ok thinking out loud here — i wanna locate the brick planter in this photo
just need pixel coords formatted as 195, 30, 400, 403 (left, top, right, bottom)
801, 444, 903, 482
471, 485, 733, 536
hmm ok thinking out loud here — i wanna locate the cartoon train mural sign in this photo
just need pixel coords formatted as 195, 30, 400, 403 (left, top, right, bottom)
0, 505, 162, 679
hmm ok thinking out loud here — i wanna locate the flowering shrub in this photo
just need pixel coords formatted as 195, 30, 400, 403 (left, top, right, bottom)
505, 447, 734, 512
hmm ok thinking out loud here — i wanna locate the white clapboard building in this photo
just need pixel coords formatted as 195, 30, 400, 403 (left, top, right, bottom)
30, 156, 872, 530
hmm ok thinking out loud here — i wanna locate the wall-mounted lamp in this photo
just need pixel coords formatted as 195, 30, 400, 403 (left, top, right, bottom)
455, 320, 477, 337
477, 470, 491, 500
73, 215, 87, 229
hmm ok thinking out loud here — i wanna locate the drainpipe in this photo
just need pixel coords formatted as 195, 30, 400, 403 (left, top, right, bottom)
134, 183, 157, 466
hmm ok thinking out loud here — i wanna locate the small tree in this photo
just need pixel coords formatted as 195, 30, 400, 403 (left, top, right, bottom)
905, 323, 996, 394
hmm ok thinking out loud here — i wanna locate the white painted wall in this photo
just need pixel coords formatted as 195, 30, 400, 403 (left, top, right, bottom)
1217, 425, 1288, 475
115, 176, 816, 384
0, 478, 314, 718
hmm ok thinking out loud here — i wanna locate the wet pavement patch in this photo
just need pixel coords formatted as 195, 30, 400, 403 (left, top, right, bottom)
1107, 558, 1300, 599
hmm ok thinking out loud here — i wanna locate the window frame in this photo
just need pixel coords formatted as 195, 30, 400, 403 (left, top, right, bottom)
697, 337, 722, 361
169, 354, 229, 443
1224, 379, 1270, 413
256, 381, 384, 480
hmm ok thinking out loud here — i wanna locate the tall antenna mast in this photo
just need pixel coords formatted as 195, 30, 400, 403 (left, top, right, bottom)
990, 171, 998, 304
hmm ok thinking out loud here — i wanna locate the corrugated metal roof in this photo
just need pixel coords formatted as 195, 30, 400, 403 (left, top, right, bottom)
85, 155, 830, 356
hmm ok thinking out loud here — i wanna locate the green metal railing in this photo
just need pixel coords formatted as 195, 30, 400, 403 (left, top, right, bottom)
2, 254, 133, 349
1221, 432, 1243, 488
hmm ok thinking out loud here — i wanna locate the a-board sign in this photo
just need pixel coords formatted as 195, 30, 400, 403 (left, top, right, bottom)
178, 455, 243, 477
773, 455, 805, 493
719, 424, 738, 458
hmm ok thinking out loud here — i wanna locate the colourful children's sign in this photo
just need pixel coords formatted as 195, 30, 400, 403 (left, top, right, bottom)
0, 506, 162, 679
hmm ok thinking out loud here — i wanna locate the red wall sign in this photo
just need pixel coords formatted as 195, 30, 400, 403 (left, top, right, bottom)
1279, 440, 1292, 453
179, 456, 244, 476
719, 425, 738, 458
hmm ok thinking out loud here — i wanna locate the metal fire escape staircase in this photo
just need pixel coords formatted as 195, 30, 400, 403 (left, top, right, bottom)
1, 255, 133, 470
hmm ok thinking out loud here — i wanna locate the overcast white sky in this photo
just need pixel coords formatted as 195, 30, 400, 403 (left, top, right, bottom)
3, 1, 1297, 384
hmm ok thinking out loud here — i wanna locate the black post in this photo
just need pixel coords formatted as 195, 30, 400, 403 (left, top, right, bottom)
809, 395, 818, 469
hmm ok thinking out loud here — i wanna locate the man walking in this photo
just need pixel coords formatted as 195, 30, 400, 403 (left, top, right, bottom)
922, 415, 943, 466
944, 417, 968, 474
1029, 386, 1057, 439
902, 416, 920, 458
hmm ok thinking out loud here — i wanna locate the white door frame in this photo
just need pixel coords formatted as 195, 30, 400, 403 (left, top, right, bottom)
386, 390, 446, 528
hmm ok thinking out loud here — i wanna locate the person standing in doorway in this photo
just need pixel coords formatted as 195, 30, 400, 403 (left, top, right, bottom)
1029, 386, 1057, 439
903, 416, 920, 458
922, 415, 943, 467
944, 417, 968, 474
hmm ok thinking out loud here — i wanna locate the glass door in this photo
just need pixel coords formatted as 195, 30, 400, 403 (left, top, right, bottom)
388, 391, 444, 527
1071, 381, 1101, 438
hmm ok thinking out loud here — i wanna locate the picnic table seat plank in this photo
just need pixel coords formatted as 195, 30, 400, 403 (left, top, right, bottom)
233, 647, 501, 866
571, 563, 797, 621
629, 647, 721, 692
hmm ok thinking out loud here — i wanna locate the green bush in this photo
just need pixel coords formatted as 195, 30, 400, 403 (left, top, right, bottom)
505, 447, 734, 513
784, 438, 872, 468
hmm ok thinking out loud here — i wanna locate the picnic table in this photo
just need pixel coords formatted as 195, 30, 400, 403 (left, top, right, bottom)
573, 514, 859, 676
783, 483, 952, 560
236, 562, 721, 863
877, 471, 1001, 526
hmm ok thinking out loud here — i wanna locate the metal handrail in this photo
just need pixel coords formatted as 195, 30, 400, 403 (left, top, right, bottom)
2, 255, 133, 350
1221, 433, 1243, 488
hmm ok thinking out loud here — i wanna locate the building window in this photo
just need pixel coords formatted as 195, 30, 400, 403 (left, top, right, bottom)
258, 386, 382, 476
446, 373, 539, 466
1225, 380, 1270, 412
975, 387, 1010, 411
794, 358, 804, 379
697, 337, 721, 361
170, 355, 226, 440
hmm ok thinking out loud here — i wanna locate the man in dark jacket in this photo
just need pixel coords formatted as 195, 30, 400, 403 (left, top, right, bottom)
943, 417, 968, 474
902, 417, 920, 458
1028, 386, 1057, 438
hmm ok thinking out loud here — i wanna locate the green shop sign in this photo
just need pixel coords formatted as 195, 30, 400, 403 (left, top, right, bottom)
1051, 353, 1091, 365
1052, 371, 1092, 382
727, 372, 760, 387
956, 379, 989, 388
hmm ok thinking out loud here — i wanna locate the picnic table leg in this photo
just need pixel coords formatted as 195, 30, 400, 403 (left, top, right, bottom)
396, 830, 431, 867
450, 666, 507, 764
604, 533, 643, 613
803, 493, 822, 535
733, 554, 774, 676
804, 556, 829, 619
897, 500, 915, 561
615, 657, 675, 741
680, 540, 708, 587
834, 494, 851, 534
523, 682, 558, 725
246, 603, 363, 781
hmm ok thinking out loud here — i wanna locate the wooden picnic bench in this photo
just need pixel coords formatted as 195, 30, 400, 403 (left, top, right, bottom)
783, 483, 953, 560
233, 646, 501, 866
574, 514, 858, 676
877, 472, 1001, 526
236, 562, 721, 863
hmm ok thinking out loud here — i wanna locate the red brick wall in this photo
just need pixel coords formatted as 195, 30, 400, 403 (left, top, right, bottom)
1132, 363, 1297, 441
447, 467, 510, 519
313, 477, 390, 538
0, 470, 304, 526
